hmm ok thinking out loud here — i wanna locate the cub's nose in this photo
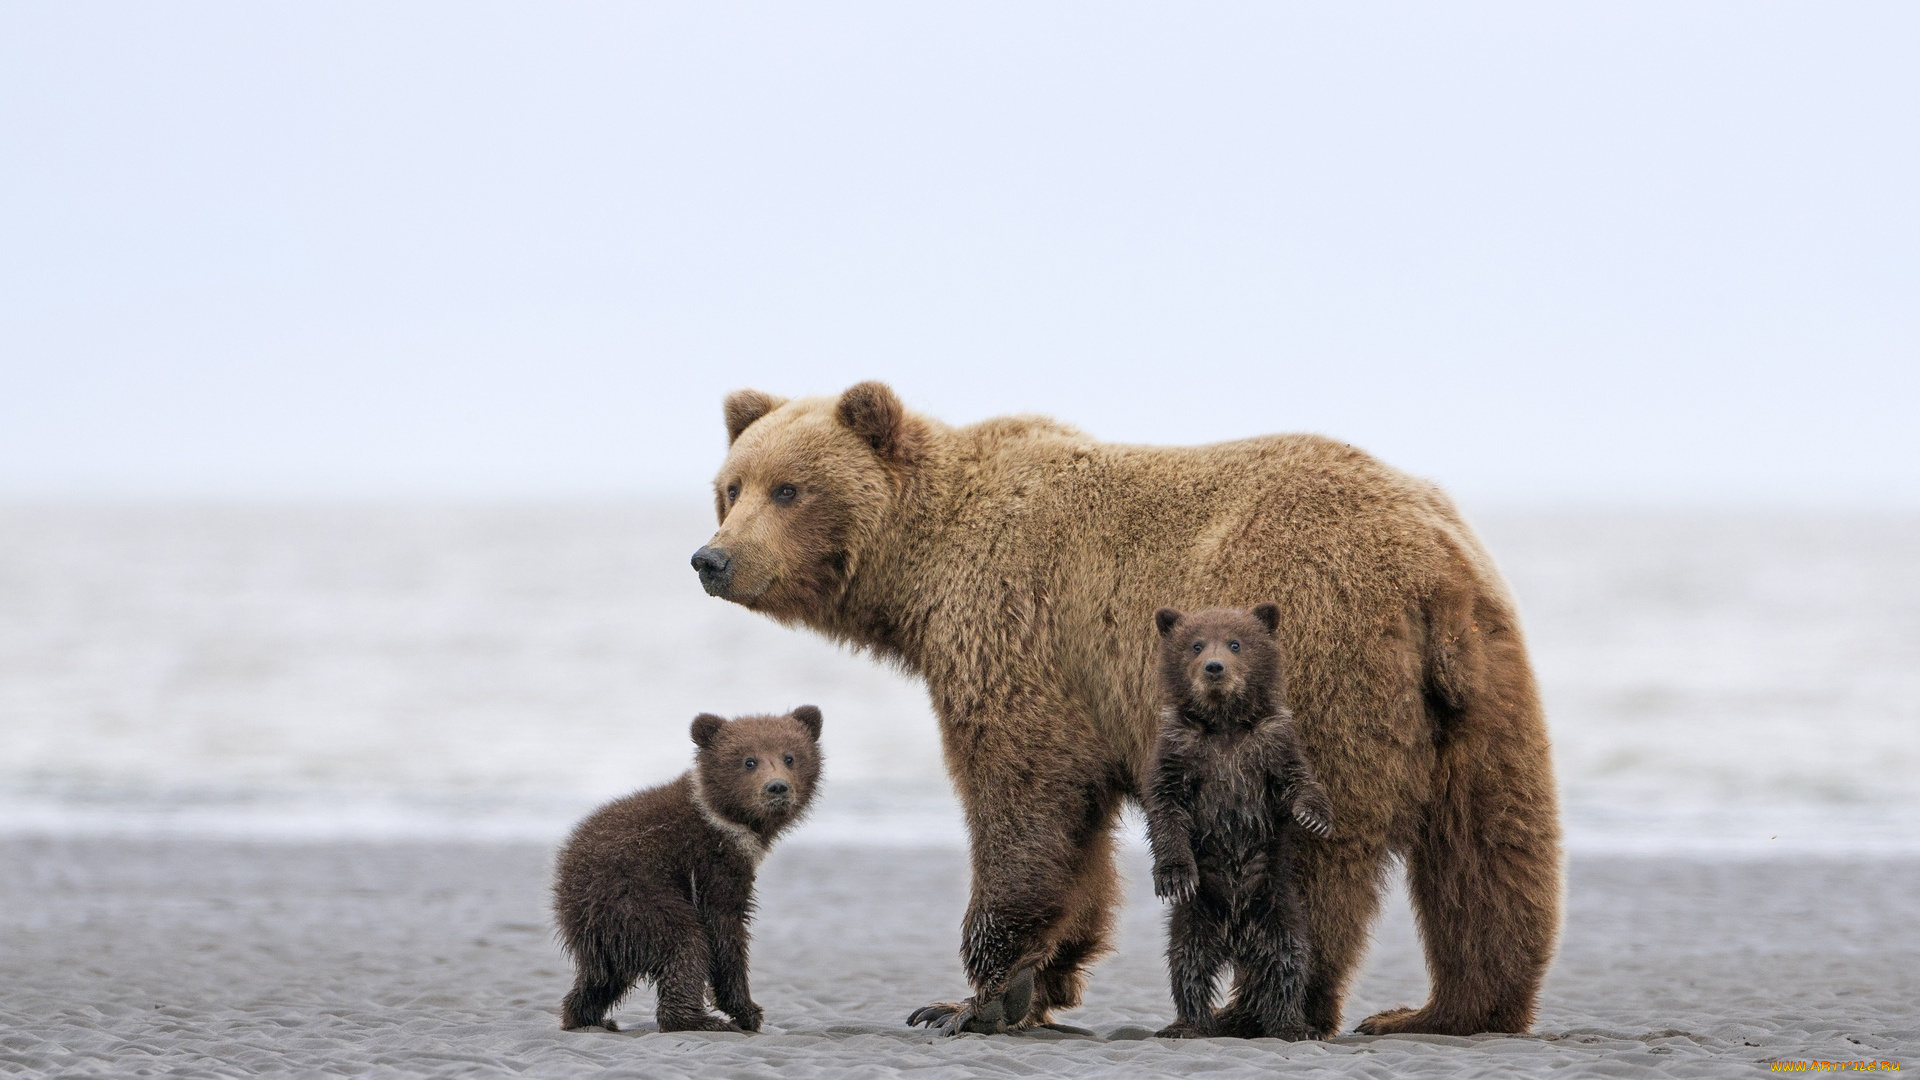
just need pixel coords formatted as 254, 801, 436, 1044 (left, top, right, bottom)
764, 779, 791, 797
1203, 659, 1226, 676
690, 545, 733, 596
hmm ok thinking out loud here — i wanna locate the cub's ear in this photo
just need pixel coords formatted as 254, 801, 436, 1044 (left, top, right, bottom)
1251, 603, 1282, 635
724, 389, 787, 445
1154, 608, 1183, 637
690, 712, 727, 749
836, 381, 920, 463
790, 705, 823, 742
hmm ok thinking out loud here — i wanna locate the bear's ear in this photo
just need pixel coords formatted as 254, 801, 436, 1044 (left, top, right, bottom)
1154, 608, 1183, 637
1251, 603, 1282, 635
690, 712, 727, 749
724, 389, 787, 446
791, 705, 823, 742
836, 381, 920, 463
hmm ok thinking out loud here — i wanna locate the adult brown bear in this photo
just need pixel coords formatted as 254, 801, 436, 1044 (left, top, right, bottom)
691, 381, 1561, 1036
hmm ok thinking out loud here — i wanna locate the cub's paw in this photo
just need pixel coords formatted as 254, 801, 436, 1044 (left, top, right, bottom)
725, 1003, 764, 1033
1291, 786, 1334, 840
657, 1013, 743, 1033
1152, 861, 1198, 903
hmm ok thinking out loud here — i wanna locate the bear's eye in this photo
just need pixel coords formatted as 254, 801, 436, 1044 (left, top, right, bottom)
772, 483, 798, 504
744, 757, 757, 770
725, 484, 739, 502
783, 754, 794, 766
1192, 642, 1203, 653
1229, 640, 1240, 652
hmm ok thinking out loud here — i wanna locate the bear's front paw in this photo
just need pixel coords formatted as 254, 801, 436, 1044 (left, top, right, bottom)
1154, 1018, 1216, 1039
1152, 860, 1198, 902
726, 1003, 764, 1032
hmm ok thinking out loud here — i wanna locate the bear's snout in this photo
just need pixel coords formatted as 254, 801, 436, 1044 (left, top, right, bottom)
691, 545, 733, 596
764, 779, 791, 798
1204, 660, 1226, 676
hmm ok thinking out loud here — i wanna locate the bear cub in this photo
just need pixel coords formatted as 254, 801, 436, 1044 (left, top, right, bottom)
553, 706, 823, 1033
1144, 605, 1333, 1040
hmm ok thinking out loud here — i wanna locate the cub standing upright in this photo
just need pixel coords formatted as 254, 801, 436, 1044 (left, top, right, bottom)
1144, 605, 1333, 1040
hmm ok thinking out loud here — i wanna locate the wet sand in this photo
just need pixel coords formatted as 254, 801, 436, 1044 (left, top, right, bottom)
2, 838, 1913, 1078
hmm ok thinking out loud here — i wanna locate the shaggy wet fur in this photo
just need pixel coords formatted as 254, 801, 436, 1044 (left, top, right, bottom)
693, 382, 1562, 1036
552, 708, 823, 1033
1144, 605, 1333, 1040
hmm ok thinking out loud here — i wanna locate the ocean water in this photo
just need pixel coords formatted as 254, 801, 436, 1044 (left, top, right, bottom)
1, 503, 1914, 854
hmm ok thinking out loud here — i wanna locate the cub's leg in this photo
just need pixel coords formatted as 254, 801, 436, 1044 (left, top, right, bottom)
650, 898, 739, 1033
697, 871, 763, 1032
560, 959, 635, 1032
1157, 893, 1228, 1038
1222, 880, 1314, 1039
558, 903, 645, 1030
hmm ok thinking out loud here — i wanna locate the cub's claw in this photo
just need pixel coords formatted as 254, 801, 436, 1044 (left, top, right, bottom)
1153, 862, 1198, 903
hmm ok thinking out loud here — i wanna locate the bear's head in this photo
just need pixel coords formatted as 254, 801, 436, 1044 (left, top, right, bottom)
1154, 604, 1285, 722
691, 382, 926, 622
690, 706, 825, 834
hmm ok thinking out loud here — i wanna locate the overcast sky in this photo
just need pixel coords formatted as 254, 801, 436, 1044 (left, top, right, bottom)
2, 3, 1915, 506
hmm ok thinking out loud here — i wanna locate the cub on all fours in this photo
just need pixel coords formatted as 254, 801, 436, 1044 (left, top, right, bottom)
552, 706, 823, 1033
1144, 605, 1334, 1040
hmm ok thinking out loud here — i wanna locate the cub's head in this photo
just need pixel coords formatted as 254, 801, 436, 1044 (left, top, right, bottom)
690, 706, 825, 831
1154, 604, 1285, 720
691, 382, 927, 623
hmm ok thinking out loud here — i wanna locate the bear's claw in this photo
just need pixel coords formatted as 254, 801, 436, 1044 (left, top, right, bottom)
906, 966, 1036, 1036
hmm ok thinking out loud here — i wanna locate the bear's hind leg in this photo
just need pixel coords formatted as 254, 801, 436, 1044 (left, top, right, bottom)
1296, 836, 1391, 1037
1355, 625, 1562, 1036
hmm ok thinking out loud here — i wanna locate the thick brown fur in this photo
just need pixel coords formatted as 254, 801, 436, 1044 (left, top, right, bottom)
692, 382, 1562, 1036
552, 708, 823, 1033
1144, 605, 1333, 1040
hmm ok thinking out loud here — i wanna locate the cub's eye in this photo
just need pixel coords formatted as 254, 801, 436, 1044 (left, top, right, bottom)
783, 754, 795, 766
772, 483, 798, 503
1192, 642, 1204, 653
1228, 640, 1241, 652
744, 758, 757, 770
725, 484, 739, 502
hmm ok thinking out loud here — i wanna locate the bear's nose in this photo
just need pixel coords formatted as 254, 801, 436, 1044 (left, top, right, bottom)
764, 779, 791, 797
691, 545, 733, 596
1204, 660, 1225, 676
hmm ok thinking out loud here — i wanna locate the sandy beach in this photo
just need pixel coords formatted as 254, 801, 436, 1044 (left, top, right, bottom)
3, 837, 1912, 1078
